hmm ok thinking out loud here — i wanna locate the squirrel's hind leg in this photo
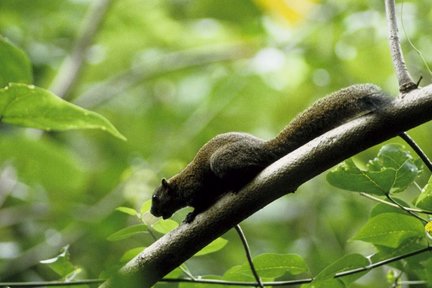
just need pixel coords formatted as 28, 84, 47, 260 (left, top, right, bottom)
209, 141, 275, 192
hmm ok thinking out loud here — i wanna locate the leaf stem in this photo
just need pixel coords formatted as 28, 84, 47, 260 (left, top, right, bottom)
384, 193, 428, 224
234, 224, 264, 288
334, 246, 431, 278
359, 192, 432, 215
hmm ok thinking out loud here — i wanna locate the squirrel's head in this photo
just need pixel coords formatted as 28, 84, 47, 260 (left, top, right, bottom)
150, 178, 185, 220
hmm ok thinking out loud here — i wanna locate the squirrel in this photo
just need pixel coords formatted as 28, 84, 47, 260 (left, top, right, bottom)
150, 84, 391, 223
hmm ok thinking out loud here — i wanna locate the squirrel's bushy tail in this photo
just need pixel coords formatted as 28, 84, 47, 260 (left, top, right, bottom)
264, 84, 390, 158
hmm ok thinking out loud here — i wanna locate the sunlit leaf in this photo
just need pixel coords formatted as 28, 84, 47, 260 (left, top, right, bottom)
120, 247, 145, 263
312, 254, 369, 286
40, 246, 76, 278
256, 0, 318, 25
107, 224, 147, 241
353, 213, 424, 248
415, 176, 432, 210
151, 219, 178, 234
140, 199, 152, 214
0, 83, 126, 140
116, 206, 138, 216
0, 35, 32, 86
425, 221, 432, 237
327, 144, 420, 195
194, 237, 228, 256
235, 253, 308, 279
0, 134, 87, 196
370, 202, 408, 217
303, 279, 345, 288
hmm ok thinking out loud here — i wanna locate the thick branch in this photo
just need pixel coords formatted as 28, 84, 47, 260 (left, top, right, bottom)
99, 84, 432, 288
384, 0, 416, 92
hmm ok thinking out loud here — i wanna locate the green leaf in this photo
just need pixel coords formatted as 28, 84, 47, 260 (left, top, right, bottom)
313, 254, 369, 286
194, 237, 228, 256
370, 202, 409, 218
107, 224, 147, 241
179, 275, 224, 288
0, 134, 87, 196
353, 213, 424, 248
120, 247, 145, 263
304, 279, 345, 288
327, 144, 420, 195
140, 199, 152, 214
0, 36, 32, 86
0, 83, 126, 140
415, 176, 432, 210
116, 206, 138, 216
234, 253, 308, 279
151, 219, 178, 234
40, 245, 76, 278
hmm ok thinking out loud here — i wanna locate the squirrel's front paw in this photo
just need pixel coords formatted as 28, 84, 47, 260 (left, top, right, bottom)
184, 212, 196, 224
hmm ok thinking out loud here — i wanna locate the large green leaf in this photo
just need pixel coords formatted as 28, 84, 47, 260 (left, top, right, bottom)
40, 246, 79, 279
0, 83, 126, 140
231, 253, 308, 279
194, 237, 228, 256
107, 224, 148, 241
415, 175, 432, 210
0, 36, 32, 86
353, 213, 424, 248
327, 144, 420, 195
0, 134, 87, 196
151, 219, 179, 234
312, 254, 369, 286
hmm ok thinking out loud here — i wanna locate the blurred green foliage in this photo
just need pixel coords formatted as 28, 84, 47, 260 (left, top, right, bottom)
0, 0, 431, 287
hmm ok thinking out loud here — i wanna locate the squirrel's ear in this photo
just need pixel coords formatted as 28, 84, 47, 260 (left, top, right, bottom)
161, 178, 170, 189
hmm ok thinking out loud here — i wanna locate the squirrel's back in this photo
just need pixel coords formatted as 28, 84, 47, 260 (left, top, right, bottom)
264, 84, 390, 157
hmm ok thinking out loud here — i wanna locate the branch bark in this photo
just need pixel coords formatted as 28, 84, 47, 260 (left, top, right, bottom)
99, 84, 432, 288
384, 0, 417, 92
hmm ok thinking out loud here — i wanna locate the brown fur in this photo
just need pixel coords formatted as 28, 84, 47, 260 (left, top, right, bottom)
150, 84, 390, 222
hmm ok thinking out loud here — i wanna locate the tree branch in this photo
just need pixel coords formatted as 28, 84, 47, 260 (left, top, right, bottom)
99, 84, 432, 288
74, 44, 255, 108
384, 0, 417, 92
49, 0, 114, 100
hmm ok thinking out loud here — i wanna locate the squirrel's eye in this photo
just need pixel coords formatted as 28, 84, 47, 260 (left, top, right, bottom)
152, 194, 159, 202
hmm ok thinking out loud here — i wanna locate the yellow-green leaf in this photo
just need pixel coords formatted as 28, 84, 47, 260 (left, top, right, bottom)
0, 83, 126, 140
0, 36, 32, 86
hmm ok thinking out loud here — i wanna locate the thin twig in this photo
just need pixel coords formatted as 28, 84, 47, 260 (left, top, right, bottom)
398, 280, 427, 286
0, 279, 103, 287
334, 246, 431, 278
49, 0, 114, 100
159, 246, 432, 287
360, 192, 432, 214
399, 132, 432, 172
3, 244, 431, 288
384, 0, 417, 93
234, 225, 264, 288
385, 193, 428, 224
400, 1, 432, 79
161, 277, 313, 286
3, 245, 430, 288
